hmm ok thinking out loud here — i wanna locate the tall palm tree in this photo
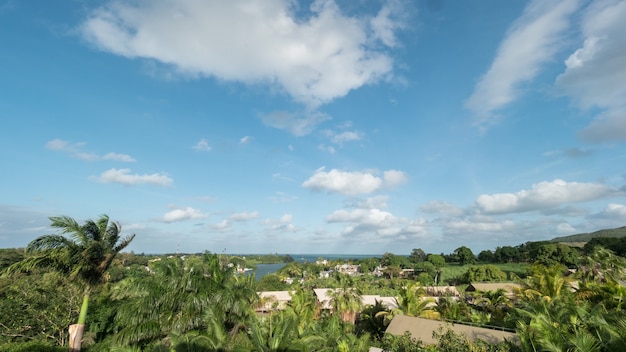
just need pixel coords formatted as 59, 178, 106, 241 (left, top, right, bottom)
328, 274, 363, 324
7, 215, 135, 351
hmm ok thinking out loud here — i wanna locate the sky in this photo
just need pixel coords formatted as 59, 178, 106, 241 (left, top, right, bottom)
1, 0, 625, 255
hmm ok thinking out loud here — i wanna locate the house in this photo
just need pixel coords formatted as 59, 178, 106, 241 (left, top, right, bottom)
361, 295, 399, 310
335, 263, 361, 276
313, 288, 334, 309
465, 282, 522, 297
421, 286, 460, 297
319, 269, 334, 278
256, 291, 293, 312
385, 315, 518, 345
313, 288, 398, 311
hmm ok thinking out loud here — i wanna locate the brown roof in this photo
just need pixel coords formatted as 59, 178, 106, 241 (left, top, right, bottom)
385, 315, 517, 345
465, 282, 521, 294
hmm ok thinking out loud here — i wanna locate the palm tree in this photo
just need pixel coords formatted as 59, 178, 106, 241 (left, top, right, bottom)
328, 274, 363, 324
113, 253, 257, 350
6, 215, 135, 352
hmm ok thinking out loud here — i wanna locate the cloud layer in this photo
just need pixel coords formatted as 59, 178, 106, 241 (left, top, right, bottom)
465, 0, 579, 124
81, 0, 403, 108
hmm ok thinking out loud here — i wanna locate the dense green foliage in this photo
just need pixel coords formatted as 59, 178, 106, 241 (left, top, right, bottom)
3, 219, 626, 351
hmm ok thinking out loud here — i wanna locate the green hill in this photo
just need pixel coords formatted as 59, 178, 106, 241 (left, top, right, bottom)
551, 226, 626, 243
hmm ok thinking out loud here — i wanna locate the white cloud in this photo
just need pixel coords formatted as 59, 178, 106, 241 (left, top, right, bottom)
327, 207, 394, 225
465, 0, 580, 125
326, 206, 428, 240
81, 0, 403, 108
351, 195, 389, 210
302, 167, 407, 195
261, 213, 298, 233
586, 203, 626, 229
46, 139, 135, 162
103, 152, 136, 162
94, 168, 173, 186
441, 216, 516, 234
420, 201, 465, 217
555, 0, 626, 142
317, 144, 336, 154
260, 110, 331, 136
578, 108, 626, 143
268, 191, 298, 203
592, 203, 626, 219
161, 207, 209, 223
193, 139, 211, 151
331, 131, 363, 145
475, 179, 620, 214
229, 211, 259, 221
240, 136, 253, 144
370, 1, 406, 47
556, 222, 576, 235
45, 138, 83, 151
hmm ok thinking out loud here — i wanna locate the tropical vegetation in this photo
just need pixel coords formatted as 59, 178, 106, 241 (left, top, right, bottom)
2, 216, 626, 351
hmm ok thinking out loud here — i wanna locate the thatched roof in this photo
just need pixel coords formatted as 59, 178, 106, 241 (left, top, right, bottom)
465, 282, 521, 295
385, 315, 517, 345
256, 291, 292, 311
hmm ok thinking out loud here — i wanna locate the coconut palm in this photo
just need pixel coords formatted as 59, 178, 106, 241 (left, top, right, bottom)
113, 253, 257, 350
6, 215, 135, 351
328, 274, 363, 324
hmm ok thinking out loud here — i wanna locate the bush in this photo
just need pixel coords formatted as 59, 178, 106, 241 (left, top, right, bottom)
0, 341, 67, 352
463, 265, 507, 283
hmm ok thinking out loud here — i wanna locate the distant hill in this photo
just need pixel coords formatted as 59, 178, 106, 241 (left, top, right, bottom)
551, 226, 626, 243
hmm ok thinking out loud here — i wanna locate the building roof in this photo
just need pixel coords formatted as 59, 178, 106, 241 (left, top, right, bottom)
256, 291, 293, 311
385, 315, 517, 345
361, 295, 399, 310
465, 282, 521, 294
420, 286, 460, 296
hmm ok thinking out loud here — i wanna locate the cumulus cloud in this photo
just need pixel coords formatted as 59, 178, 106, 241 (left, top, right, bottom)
584, 203, 626, 229
555, 0, 626, 142
465, 0, 579, 125
556, 222, 577, 235
261, 213, 298, 233
193, 139, 211, 151
161, 207, 209, 222
46, 139, 135, 162
475, 179, 621, 214
94, 168, 173, 186
302, 167, 407, 195
326, 206, 429, 240
81, 0, 403, 108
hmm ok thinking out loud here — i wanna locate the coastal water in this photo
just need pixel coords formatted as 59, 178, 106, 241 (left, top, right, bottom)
252, 263, 286, 281
251, 254, 380, 281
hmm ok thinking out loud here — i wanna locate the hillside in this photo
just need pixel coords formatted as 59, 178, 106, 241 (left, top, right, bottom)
551, 226, 626, 243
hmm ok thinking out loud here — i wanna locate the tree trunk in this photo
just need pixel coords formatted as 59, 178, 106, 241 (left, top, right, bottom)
69, 293, 89, 352
68, 324, 84, 352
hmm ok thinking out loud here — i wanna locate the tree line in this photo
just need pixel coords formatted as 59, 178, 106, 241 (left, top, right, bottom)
2, 214, 626, 351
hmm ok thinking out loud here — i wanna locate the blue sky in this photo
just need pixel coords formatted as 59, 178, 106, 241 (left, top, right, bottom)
1, 0, 625, 255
